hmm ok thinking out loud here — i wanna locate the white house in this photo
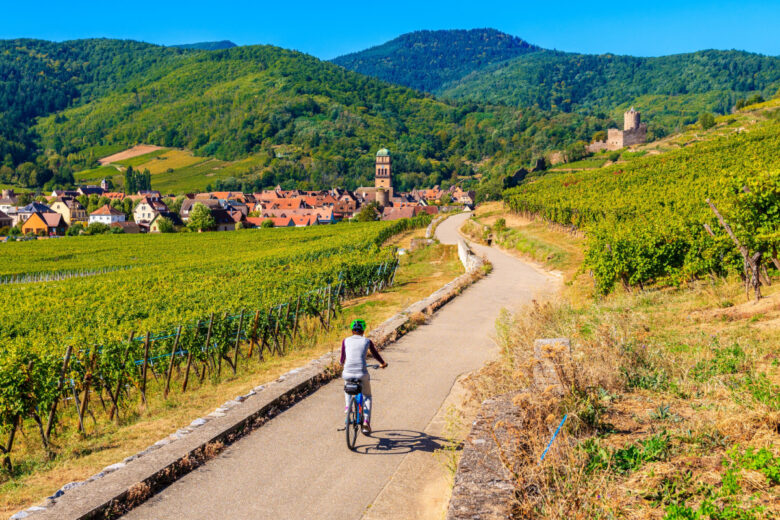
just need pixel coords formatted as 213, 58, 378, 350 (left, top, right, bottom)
133, 196, 169, 225
89, 204, 126, 225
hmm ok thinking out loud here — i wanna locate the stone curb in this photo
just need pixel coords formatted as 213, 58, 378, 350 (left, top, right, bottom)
16, 241, 489, 520
445, 393, 520, 520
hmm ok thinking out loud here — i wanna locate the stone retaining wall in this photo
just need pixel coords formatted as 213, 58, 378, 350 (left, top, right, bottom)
458, 239, 484, 273
445, 337, 571, 520
446, 393, 521, 520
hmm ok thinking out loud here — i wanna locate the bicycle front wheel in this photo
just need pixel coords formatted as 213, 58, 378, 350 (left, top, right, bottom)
346, 396, 360, 450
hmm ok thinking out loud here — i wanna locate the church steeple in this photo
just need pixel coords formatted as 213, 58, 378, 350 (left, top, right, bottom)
375, 148, 392, 193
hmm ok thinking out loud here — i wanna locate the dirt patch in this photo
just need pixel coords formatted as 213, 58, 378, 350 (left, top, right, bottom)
701, 291, 780, 322
99, 145, 165, 165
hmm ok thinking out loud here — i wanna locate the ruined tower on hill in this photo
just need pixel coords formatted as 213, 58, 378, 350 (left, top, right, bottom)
606, 107, 647, 150
588, 107, 648, 152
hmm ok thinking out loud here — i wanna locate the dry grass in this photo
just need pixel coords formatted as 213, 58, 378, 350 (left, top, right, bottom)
0, 242, 464, 517
137, 150, 207, 174
471, 240, 779, 518
98, 145, 165, 165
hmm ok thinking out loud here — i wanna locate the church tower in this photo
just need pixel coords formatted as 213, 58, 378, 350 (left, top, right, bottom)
375, 148, 392, 194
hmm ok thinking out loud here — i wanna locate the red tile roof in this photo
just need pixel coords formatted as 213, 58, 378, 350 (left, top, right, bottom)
41, 213, 65, 228
91, 204, 124, 216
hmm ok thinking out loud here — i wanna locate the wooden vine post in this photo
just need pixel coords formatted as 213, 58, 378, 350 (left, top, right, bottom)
247, 309, 261, 358
280, 303, 292, 353
78, 347, 98, 433
216, 312, 228, 378
200, 313, 215, 383
109, 331, 135, 421
45, 345, 73, 442
292, 296, 302, 340
325, 284, 333, 330
232, 309, 245, 375
140, 332, 151, 406
259, 307, 272, 361
164, 326, 182, 398
182, 321, 202, 393
271, 306, 282, 355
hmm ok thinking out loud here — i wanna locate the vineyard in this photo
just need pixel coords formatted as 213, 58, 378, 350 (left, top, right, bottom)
504, 120, 780, 293
0, 217, 427, 470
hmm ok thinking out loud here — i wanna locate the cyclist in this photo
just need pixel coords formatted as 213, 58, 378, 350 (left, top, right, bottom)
340, 319, 387, 434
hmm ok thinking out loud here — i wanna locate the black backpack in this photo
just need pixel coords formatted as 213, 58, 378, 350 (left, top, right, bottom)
344, 379, 362, 395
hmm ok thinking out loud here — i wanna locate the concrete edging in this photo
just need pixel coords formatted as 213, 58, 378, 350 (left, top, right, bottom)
16, 241, 488, 520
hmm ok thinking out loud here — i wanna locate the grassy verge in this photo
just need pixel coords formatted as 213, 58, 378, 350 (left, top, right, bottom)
464, 202, 584, 284
468, 207, 779, 519
0, 236, 463, 517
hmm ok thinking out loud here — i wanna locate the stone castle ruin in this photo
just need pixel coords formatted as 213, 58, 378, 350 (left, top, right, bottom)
588, 107, 647, 152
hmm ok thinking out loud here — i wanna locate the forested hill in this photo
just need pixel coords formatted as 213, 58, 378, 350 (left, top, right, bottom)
332, 29, 539, 93
441, 49, 780, 127
172, 40, 237, 50
3, 38, 557, 193
335, 30, 780, 132
0, 39, 194, 167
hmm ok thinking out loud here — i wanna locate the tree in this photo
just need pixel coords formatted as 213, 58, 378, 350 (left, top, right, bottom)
261, 219, 274, 228
187, 203, 216, 232
16, 162, 37, 186
141, 169, 152, 191
155, 216, 175, 233
66, 223, 84, 236
353, 202, 379, 222
124, 165, 136, 194
164, 196, 184, 216
699, 113, 716, 130
0, 165, 13, 183
564, 141, 587, 163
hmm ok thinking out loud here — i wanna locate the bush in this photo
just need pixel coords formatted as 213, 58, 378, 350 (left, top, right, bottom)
66, 223, 84, 236
699, 113, 716, 130
608, 151, 621, 162
155, 216, 175, 233
86, 222, 110, 235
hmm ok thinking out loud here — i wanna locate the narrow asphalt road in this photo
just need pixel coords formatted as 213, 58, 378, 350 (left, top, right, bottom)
122, 213, 555, 520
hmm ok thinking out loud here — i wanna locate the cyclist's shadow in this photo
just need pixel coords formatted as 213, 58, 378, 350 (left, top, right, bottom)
352, 430, 454, 455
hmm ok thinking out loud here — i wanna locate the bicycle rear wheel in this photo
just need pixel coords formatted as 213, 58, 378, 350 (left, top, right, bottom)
346, 396, 359, 450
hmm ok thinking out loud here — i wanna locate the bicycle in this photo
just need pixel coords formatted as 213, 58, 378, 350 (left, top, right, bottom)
344, 377, 365, 450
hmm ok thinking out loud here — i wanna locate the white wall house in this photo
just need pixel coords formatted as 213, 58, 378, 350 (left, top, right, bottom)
89, 204, 126, 225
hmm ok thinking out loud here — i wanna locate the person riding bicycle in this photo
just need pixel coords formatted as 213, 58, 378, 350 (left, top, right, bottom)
340, 319, 387, 434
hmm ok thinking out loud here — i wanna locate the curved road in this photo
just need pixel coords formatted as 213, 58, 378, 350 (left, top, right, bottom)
123, 213, 555, 520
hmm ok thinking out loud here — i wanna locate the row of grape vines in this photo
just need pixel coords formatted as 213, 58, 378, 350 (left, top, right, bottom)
504, 120, 780, 293
0, 216, 429, 470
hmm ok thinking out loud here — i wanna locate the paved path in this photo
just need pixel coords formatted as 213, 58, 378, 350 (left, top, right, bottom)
123, 213, 555, 520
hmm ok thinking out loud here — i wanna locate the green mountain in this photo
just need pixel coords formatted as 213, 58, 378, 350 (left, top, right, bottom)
334, 30, 780, 133
441, 49, 780, 129
332, 29, 539, 93
172, 40, 237, 50
3, 38, 557, 194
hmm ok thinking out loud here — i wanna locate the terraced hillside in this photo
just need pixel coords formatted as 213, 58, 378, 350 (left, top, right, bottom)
504, 99, 780, 292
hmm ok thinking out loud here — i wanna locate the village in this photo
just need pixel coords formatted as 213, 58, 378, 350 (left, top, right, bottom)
0, 149, 475, 238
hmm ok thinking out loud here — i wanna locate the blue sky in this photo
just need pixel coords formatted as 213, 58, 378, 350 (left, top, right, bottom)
2, 1, 779, 59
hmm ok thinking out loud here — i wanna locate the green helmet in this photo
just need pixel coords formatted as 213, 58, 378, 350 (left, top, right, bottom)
350, 319, 366, 333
